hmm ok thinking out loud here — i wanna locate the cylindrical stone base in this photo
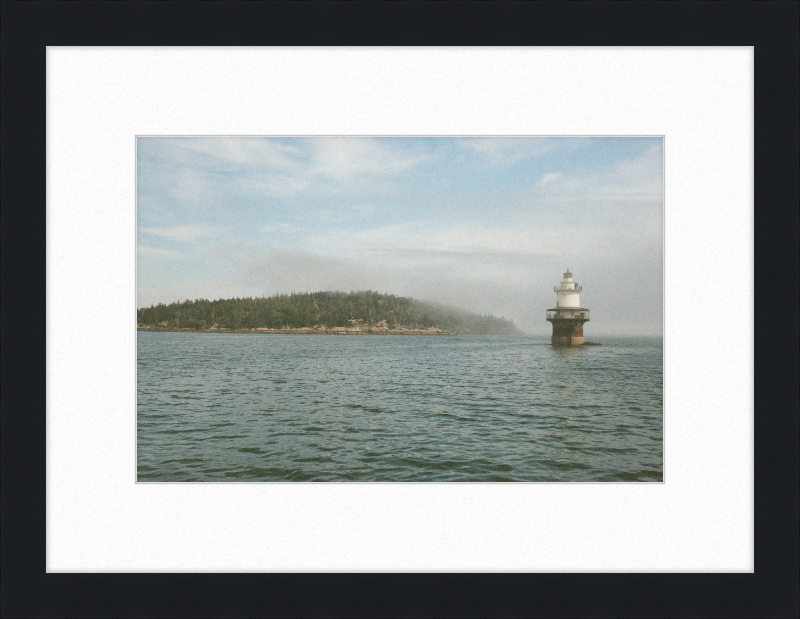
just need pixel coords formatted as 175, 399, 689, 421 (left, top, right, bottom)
551, 335, 585, 346
549, 319, 586, 346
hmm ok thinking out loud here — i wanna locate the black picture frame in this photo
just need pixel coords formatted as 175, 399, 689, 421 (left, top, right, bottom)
2, 1, 797, 617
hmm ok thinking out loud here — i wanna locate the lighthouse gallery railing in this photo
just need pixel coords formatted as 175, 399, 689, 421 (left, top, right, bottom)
546, 309, 590, 321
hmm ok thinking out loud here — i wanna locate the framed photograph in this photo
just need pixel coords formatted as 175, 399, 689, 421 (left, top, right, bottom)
135, 134, 664, 484
2, 2, 797, 617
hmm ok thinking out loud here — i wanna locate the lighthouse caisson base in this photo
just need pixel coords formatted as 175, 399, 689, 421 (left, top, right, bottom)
549, 319, 586, 346
546, 269, 590, 346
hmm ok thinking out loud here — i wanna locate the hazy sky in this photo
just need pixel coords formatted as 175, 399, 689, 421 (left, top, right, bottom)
137, 136, 663, 335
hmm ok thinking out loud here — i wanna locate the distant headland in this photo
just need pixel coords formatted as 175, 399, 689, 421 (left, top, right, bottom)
137, 290, 523, 336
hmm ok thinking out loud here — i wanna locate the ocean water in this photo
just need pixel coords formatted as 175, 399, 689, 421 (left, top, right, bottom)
137, 333, 663, 482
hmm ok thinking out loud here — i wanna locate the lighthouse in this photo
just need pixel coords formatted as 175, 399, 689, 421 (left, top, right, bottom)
546, 269, 590, 345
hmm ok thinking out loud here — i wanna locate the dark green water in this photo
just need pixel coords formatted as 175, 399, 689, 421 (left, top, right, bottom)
137, 333, 662, 482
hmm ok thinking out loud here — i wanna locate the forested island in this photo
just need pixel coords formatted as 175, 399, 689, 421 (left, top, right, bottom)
137, 290, 523, 336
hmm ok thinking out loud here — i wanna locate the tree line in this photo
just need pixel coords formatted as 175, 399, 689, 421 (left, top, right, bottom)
136, 290, 522, 335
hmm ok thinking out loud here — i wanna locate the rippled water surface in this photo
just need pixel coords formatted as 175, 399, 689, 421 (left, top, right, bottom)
137, 333, 662, 482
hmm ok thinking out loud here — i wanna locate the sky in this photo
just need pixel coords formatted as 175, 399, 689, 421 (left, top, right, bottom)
137, 136, 663, 336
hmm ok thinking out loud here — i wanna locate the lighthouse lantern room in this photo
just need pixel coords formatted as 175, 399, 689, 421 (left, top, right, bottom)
546, 269, 590, 345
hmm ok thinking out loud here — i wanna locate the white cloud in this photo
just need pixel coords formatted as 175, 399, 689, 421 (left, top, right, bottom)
220, 138, 432, 198
459, 137, 585, 167
169, 137, 301, 168
169, 168, 210, 204
306, 220, 632, 264
140, 225, 216, 241
525, 144, 663, 229
263, 223, 297, 234
307, 137, 431, 180
235, 174, 311, 198
538, 172, 562, 187
137, 245, 184, 259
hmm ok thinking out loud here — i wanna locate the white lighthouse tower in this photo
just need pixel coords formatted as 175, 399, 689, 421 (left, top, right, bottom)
546, 268, 590, 345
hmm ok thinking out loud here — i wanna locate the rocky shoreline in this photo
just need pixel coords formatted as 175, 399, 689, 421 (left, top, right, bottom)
137, 320, 454, 336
